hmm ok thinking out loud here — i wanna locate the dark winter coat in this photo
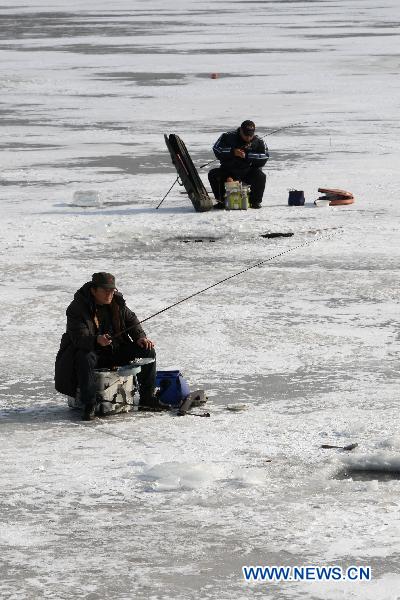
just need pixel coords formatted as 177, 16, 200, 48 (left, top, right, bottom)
54, 282, 146, 397
212, 128, 269, 178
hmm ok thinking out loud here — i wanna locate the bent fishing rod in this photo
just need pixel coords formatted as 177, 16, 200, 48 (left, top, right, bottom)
198, 122, 303, 169
112, 229, 341, 340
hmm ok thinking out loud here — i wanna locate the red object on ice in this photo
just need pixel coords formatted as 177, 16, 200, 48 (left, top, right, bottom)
317, 187, 355, 206
211, 73, 219, 79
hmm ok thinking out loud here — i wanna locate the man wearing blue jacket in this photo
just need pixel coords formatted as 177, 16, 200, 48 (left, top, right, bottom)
208, 120, 269, 209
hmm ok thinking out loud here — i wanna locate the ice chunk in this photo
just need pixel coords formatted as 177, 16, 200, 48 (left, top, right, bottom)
139, 461, 225, 491
71, 190, 102, 207
342, 451, 400, 473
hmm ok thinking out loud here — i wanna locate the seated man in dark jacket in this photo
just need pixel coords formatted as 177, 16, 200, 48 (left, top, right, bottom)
208, 120, 269, 209
55, 272, 157, 420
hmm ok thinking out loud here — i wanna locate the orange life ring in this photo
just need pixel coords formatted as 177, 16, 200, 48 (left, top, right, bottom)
329, 197, 354, 206
318, 187, 354, 200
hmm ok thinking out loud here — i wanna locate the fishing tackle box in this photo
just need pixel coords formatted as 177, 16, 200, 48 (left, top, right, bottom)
224, 181, 249, 210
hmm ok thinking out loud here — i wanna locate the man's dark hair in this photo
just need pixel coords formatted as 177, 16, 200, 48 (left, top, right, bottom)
240, 120, 256, 134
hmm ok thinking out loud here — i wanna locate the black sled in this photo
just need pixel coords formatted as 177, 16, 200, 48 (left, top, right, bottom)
164, 133, 214, 212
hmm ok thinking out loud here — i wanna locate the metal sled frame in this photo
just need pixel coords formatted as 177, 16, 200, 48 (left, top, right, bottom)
164, 133, 214, 212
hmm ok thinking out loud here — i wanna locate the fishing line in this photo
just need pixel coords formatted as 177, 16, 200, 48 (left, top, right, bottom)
113, 228, 342, 339
260, 122, 304, 140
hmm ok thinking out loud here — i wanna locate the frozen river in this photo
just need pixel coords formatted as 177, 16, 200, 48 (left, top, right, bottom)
1, 1, 400, 598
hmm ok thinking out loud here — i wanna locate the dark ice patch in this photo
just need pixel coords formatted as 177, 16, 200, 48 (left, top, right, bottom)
0, 142, 62, 150
0, 12, 186, 40
59, 154, 177, 175
172, 237, 220, 243
334, 469, 400, 482
260, 232, 294, 239
4, 43, 319, 55
268, 150, 326, 169
0, 179, 62, 187
305, 32, 400, 40
95, 72, 188, 86
94, 71, 256, 86
194, 72, 261, 79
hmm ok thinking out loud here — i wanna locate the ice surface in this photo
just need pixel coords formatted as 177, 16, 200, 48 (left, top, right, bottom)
1, 0, 400, 598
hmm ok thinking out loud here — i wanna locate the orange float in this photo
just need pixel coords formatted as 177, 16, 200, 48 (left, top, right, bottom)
317, 187, 355, 206
328, 197, 354, 206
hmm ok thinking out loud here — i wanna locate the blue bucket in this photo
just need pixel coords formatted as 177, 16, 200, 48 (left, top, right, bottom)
155, 370, 190, 407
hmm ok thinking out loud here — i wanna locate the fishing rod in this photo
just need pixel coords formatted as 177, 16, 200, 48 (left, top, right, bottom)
198, 122, 303, 169
112, 229, 341, 340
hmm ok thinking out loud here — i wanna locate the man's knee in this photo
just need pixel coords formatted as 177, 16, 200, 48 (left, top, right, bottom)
141, 346, 156, 360
208, 168, 221, 183
75, 350, 98, 369
253, 169, 266, 184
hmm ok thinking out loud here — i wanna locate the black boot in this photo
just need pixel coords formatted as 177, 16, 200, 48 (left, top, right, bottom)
82, 405, 96, 421
139, 392, 167, 412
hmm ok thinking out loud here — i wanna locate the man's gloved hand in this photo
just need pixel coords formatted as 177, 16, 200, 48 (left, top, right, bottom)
233, 148, 246, 159
97, 333, 112, 347
137, 337, 155, 350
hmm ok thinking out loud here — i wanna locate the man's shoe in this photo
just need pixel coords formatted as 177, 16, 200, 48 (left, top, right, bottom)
250, 202, 262, 209
82, 405, 96, 421
213, 202, 225, 210
140, 394, 168, 412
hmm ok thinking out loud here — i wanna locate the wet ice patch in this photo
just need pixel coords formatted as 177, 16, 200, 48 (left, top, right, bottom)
294, 572, 400, 600
376, 435, 400, 450
174, 236, 219, 243
343, 451, 400, 472
230, 467, 266, 487
0, 525, 57, 548
225, 403, 248, 412
335, 451, 400, 481
138, 461, 226, 491
137, 462, 268, 491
